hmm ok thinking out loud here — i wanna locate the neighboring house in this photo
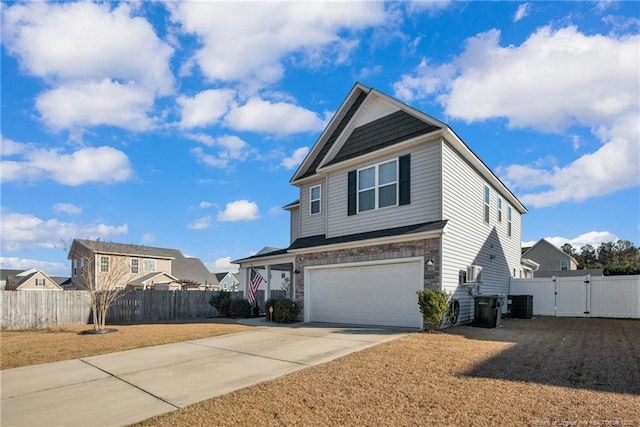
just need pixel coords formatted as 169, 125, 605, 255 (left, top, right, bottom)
67, 239, 216, 291
234, 83, 527, 328
0, 268, 63, 291
216, 272, 240, 291
521, 239, 602, 278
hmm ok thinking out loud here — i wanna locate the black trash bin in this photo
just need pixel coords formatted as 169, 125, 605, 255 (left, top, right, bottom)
474, 295, 503, 328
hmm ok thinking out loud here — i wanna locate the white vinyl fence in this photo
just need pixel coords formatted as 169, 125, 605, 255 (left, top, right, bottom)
510, 275, 640, 318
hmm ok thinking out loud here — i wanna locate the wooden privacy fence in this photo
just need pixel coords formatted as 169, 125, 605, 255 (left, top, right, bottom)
510, 275, 640, 318
1, 289, 277, 330
0, 291, 91, 330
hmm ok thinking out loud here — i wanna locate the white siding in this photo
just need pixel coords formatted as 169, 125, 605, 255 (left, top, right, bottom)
441, 141, 523, 323
299, 179, 326, 237
289, 206, 300, 243
326, 142, 442, 238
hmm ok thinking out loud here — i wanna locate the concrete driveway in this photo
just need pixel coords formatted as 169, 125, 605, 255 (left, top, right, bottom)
1, 323, 409, 427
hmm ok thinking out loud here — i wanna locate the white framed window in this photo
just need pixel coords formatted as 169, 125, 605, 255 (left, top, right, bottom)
100, 256, 109, 273
561, 260, 569, 271
131, 258, 139, 274
310, 185, 321, 215
484, 186, 490, 223
357, 159, 397, 212
497, 198, 503, 222
73, 259, 77, 277
80, 258, 85, 276
507, 206, 513, 237
36, 278, 45, 286
143, 259, 156, 272
281, 272, 286, 278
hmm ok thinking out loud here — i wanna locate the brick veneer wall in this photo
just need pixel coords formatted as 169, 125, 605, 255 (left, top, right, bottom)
293, 237, 441, 319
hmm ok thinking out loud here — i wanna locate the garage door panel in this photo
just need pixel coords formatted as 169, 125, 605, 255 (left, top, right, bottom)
307, 260, 423, 328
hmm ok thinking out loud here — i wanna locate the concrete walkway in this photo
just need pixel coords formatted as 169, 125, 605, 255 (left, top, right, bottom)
1, 323, 409, 427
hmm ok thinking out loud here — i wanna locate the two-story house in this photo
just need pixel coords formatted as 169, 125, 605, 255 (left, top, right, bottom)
521, 239, 603, 278
234, 83, 527, 328
67, 239, 216, 291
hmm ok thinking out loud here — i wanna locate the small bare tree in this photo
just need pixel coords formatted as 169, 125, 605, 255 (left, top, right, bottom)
73, 242, 135, 332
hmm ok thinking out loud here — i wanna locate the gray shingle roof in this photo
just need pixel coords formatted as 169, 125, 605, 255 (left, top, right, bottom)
288, 220, 448, 251
298, 91, 367, 180
326, 110, 441, 166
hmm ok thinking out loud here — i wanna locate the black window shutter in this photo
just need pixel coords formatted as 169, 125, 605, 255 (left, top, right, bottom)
399, 154, 411, 206
348, 170, 357, 216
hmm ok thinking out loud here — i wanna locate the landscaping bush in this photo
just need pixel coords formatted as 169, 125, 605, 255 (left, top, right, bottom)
229, 298, 252, 318
209, 290, 231, 317
273, 299, 299, 323
217, 298, 232, 317
417, 289, 450, 330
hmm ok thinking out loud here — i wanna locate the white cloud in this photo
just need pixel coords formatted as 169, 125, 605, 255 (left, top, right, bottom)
36, 80, 156, 131
2, 1, 173, 132
513, 3, 532, 22
1, 141, 133, 186
0, 257, 69, 277
191, 135, 254, 169
523, 231, 620, 250
2, 2, 173, 93
217, 200, 260, 222
169, 2, 386, 86
0, 212, 128, 253
188, 216, 212, 230
210, 256, 239, 273
178, 89, 236, 129
404, 0, 453, 15
394, 26, 640, 207
282, 147, 310, 170
53, 203, 82, 215
501, 113, 639, 207
141, 233, 155, 244
268, 206, 284, 216
225, 98, 325, 135
199, 201, 214, 209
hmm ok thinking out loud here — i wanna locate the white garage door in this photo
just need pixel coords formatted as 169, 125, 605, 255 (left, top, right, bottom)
305, 259, 423, 328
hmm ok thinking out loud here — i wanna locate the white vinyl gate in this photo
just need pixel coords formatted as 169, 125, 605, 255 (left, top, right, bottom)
510, 275, 640, 318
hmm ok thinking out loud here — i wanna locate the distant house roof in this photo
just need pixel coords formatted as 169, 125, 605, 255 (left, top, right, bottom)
129, 272, 178, 286
522, 239, 579, 266
1, 269, 63, 291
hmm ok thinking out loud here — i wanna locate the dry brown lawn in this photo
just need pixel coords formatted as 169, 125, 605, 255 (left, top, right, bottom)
136, 318, 640, 427
0, 320, 252, 369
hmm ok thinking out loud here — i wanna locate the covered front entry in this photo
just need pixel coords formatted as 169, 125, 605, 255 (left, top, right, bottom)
304, 258, 424, 328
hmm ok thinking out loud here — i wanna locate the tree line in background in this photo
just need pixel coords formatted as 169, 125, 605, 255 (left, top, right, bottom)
561, 240, 640, 275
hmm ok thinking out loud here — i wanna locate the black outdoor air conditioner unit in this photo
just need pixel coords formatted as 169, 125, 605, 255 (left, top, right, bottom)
507, 294, 533, 319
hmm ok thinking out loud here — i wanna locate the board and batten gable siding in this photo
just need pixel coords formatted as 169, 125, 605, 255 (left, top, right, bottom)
440, 141, 522, 323
299, 178, 327, 238
325, 141, 442, 239
289, 205, 300, 243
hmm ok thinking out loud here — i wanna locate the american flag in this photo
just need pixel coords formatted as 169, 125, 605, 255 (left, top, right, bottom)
248, 267, 264, 304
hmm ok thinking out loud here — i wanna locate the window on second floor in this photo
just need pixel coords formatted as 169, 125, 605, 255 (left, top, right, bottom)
348, 155, 410, 216
131, 258, 139, 274
36, 278, 45, 286
310, 185, 321, 215
497, 198, 503, 222
561, 260, 569, 271
100, 256, 109, 273
73, 259, 77, 277
507, 206, 513, 237
484, 186, 490, 223
143, 259, 156, 272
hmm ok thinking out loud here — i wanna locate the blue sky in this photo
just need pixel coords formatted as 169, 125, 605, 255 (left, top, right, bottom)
1, 1, 638, 276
